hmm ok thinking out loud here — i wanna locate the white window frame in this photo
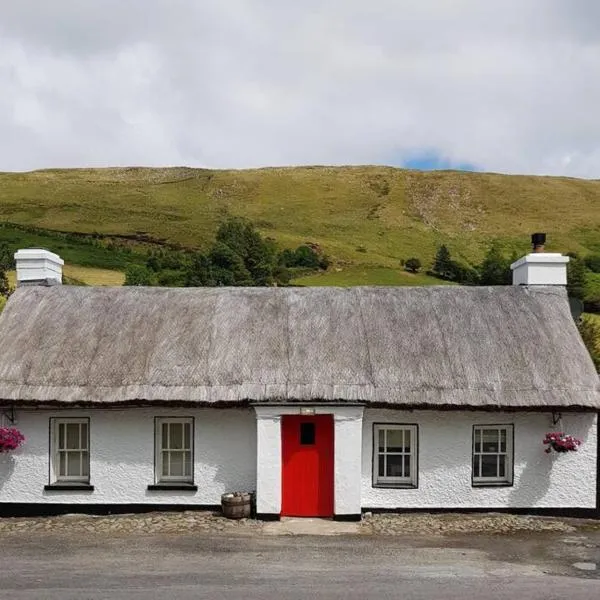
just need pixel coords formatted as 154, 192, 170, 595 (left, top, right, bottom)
472, 425, 513, 486
373, 424, 418, 488
155, 417, 194, 484
50, 418, 90, 483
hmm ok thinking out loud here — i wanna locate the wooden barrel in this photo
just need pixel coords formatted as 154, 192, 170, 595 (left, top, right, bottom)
221, 492, 252, 519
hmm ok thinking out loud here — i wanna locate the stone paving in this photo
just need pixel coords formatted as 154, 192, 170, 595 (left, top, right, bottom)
362, 512, 600, 535
0, 511, 262, 536
0, 511, 597, 537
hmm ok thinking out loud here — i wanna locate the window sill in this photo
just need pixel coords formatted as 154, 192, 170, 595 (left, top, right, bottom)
147, 483, 198, 491
44, 484, 94, 492
472, 481, 513, 488
372, 483, 418, 489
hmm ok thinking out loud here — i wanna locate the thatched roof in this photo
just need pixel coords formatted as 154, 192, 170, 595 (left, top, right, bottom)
0, 285, 597, 409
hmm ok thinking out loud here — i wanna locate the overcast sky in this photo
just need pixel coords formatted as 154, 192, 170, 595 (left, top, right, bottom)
1, 0, 600, 177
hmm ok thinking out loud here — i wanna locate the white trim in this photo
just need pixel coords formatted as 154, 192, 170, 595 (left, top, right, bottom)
154, 417, 194, 484
253, 406, 364, 516
373, 424, 417, 487
50, 418, 90, 483
472, 425, 513, 485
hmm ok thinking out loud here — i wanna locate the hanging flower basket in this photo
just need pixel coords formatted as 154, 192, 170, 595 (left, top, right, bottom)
543, 432, 581, 454
0, 427, 25, 453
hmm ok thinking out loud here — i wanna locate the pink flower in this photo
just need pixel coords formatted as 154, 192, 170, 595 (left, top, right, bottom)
543, 432, 581, 453
0, 427, 25, 452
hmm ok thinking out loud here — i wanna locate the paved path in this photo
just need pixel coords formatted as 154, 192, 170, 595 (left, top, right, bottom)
0, 529, 598, 599
263, 516, 360, 535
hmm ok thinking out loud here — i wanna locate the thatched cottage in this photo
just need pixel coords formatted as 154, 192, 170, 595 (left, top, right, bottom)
0, 242, 598, 519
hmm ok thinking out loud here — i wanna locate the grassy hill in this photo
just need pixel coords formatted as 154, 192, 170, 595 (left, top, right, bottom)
1, 166, 600, 286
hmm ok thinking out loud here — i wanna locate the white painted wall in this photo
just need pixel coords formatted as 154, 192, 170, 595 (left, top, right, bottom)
362, 409, 598, 509
1, 405, 595, 511
253, 406, 364, 516
511, 253, 569, 286
0, 407, 256, 505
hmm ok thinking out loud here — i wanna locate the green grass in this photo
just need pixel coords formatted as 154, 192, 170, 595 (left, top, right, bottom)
0, 223, 146, 270
7, 265, 124, 288
293, 266, 455, 287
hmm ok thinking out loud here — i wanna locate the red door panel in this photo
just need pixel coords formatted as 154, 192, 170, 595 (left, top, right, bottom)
281, 415, 334, 517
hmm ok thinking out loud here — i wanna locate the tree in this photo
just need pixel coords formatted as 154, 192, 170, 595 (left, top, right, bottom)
185, 253, 216, 287
404, 258, 422, 274
567, 256, 587, 301
279, 245, 327, 272
578, 315, 600, 372
479, 245, 511, 285
584, 254, 600, 273
209, 242, 253, 286
449, 261, 479, 285
0, 270, 9, 297
215, 217, 280, 285
124, 265, 155, 286
0, 243, 13, 272
432, 245, 453, 280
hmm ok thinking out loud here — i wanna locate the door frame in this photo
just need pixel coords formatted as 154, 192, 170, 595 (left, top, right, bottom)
281, 414, 334, 518
253, 406, 365, 520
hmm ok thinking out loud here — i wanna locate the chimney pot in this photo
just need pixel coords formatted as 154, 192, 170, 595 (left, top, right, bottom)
531, 232, 546, 253
14, 248, 64, 286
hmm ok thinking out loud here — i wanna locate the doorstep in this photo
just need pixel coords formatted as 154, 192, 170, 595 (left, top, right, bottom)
262, 517, 361, 536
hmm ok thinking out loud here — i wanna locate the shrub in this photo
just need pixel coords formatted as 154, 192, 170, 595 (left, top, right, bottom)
404, 258, 422, 274
584, 254, 600, 273
124, 265, 155, 286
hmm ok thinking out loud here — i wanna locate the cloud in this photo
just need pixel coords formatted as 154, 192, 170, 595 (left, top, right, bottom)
1, 0, 600, 177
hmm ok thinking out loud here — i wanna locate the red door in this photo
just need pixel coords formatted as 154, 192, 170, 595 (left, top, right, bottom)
281, 415, 334, 517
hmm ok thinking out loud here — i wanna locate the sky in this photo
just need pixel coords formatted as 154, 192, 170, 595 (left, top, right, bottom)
1, 0, 600, 177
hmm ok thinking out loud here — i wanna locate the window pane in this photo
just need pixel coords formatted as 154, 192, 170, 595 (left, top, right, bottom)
482, 429, 500, 453
378, 429, 385, 452
386, 455, 404, 477
66, 451, 81, 476
184, 451, 192, 477
474, 428, 481, 453
473, 455, 481, 478
500, 429, 507, 453
481, 454, 498, 477
81, 452, 89, 477
498, 455, 506, 478
58, 423, 65, 450
169, 451, 184, 477
162, 451, 169, 476
404, 429, 411, 452
378, 454, 385, 477
403, 454, 411, 478
59, 452, 67, 477
162, 423, 168, 449
169, 424, 183, 450
80, 423, 88, 450
66, 424, 80, 449
387, 429, 404, 453
300, 422, 315, 445
184, 423, 191, 449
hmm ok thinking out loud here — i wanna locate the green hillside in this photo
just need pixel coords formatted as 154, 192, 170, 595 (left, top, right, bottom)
0, 166, 599, 286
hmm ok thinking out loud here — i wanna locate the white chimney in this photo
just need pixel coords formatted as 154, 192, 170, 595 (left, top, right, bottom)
14, 249, 64, 286
510, 233, 569, 286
